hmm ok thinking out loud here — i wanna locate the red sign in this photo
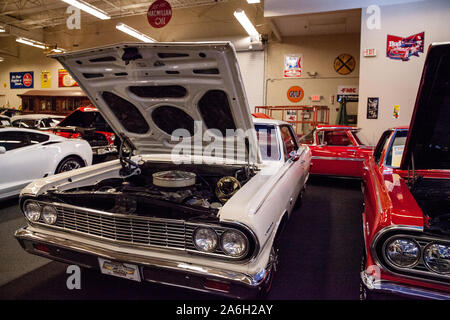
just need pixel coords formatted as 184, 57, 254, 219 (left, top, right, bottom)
58, 69, 78, 87
364, 48, 376, 57
147, 0, 172, 28
311, 95, 321, 102
386, 32, 424, 61
23, 73, 33, 87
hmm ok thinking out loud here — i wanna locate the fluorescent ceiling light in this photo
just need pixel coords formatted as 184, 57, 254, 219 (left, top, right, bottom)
0, 57, 4, 62
247, 0, 260, 3
116, 23, 156, 43
0, 26, 5, 32
16, 37, 46, 49
233, 9, 259, 38
61, 0, 110, 20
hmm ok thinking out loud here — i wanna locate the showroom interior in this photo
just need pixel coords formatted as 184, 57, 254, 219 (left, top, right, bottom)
0, 0, 449, 301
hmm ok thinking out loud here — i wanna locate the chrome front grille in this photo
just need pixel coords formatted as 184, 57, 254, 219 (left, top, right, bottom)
32, 201, 235, 257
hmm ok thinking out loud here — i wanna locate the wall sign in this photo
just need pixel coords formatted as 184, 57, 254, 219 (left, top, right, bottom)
367, 97, 379, 119
147, 0, 172, 28
58, 69, 78, 87
287, 86, 304, 103
364, 48, 377, 57
284, 54, 303, 78
10, 71, 34, 89
337, 85, 358, 102
285, 110, 298, 122
41, 71, 51, 88
386, 32, 424, 61
333, 53, 356, 75
393, 105, 400, 119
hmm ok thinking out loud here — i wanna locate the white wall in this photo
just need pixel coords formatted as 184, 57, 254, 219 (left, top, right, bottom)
358, 0, 450, 145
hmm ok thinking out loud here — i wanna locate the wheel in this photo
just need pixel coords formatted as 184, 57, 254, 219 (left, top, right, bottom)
55, 156, 84, 174
256, 246, 279, 299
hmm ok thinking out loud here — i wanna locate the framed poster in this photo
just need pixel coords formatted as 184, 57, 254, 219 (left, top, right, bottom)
41, 71, 51, 88
284, 54, 302, 78
10, 71, 34, 89
367, 97, 379, 119
58, 69, 78, 87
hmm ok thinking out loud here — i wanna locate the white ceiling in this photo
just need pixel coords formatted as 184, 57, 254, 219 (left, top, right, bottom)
271, 9, 361, 36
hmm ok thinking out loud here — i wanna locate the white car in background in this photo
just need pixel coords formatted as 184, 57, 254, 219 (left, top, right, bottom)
11, 114, 65, 130
0, 127, 92, 200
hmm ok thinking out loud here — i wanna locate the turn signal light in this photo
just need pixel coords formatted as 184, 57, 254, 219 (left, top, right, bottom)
204, 279, 230, 293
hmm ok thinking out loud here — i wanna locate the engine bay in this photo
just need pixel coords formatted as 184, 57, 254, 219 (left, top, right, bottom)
44, 161, 256, 220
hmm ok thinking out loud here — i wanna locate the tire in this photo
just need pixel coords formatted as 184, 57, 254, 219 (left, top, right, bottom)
256, 246, 278, 299
55, 156, 84, 174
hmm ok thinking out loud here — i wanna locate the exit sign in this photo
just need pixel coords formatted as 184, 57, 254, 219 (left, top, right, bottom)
311, 95, 321, 102
364, 48, 377, 57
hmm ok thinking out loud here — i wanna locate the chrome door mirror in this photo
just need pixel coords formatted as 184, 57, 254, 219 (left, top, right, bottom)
289, 150, 300, 162
0, 146, 6, 154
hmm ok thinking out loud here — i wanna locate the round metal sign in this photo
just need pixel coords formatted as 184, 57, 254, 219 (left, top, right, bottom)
287, 86, 304, 103
147, 0, 172, 28
23, 73, 33, 87
333, 53, 356, 75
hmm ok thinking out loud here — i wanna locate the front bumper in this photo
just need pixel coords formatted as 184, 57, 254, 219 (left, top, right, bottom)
361, 269, 450, 300
15, 227, 272, 299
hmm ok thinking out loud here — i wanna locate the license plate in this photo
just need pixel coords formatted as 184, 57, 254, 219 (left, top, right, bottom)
98, 258, 141, 282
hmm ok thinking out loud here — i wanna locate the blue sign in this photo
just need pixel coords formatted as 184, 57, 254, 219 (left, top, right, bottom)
10, 71, 34, 89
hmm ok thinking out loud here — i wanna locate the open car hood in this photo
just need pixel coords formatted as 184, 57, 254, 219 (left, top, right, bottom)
52, 42, 261, 164
401, 42, 450, 170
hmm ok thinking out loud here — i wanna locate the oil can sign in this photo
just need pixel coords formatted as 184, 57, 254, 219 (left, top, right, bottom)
147, 0, 172, 28
10, 71, 34, 89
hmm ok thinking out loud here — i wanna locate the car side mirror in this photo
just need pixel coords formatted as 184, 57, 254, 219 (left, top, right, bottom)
289, 150, 300, 162
0, 146, 6, 154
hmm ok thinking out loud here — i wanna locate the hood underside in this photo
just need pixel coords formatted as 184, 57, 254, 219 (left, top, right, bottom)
401, 42, 450, 170
51, 42, 260, 164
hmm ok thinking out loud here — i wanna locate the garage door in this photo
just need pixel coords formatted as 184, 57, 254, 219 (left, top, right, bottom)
236, 50, 265, 113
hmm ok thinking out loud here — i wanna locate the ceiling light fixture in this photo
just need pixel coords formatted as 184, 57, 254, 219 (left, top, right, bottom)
0, 26, 5, 32
246, 0, 260, 3
116, 23, 156, 43
61, 0, 110, 20
233, 9, 259, 39
16, 37, 46, 49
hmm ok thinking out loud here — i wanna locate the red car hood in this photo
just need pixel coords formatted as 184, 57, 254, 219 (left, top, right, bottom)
401, 42, 450, 171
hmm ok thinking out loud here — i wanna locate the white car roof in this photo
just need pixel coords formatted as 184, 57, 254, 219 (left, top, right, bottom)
11, 114, 65, 122
0, 127, 61, 138
252, 117, 291, 126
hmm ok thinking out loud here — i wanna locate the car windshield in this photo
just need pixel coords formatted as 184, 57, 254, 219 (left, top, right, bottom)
385, 130, 408, 168
299, 129, 315, 144
59, 110, 112, 132
13, 119, 37, 128
255, 124, 280, 161
41, 118, 62, 128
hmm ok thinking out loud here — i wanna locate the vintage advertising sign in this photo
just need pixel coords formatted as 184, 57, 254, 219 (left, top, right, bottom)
333, 54, 356, 75
58, 69, 78, 87
386, 32, 424, 61
287, 86, 304, 103
337, 85, 358, 102
147, 0, 172, 28
10, 71, 34, 89
284, 54, 303, 78
41, 71, 51, 88
393, 105, 400, 119
285, 110, 298, 122
367, 97, 379, 119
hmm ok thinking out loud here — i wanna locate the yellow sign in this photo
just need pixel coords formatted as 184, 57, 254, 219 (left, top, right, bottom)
333, 54, 356, 75
41, 71, 51, 88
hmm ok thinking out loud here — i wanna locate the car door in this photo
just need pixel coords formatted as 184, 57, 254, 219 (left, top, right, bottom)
310, 130, 362, 177
0, 131, 52, 197
277, 125, 308, 214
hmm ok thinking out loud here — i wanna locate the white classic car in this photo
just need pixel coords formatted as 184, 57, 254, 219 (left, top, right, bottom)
11, 114, 65, 130
14, 42, 311, 298
0, 127, 92, 200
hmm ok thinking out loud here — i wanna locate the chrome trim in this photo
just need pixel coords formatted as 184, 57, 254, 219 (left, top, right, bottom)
15, 227, 271, 290
369, 164, 384, 215
361, 269, 450, 300
370, 225, 450, 285
22, 200, 258, 262
311, 156, 365, 162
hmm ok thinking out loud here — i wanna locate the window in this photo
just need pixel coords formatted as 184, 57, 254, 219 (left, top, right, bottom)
385, 130, 408, 168
323, 131, 352, 146
0, 131, 48, 151
280, 125, 298, 160
58, 110, 113, 132
373, 130, 392, 165
255, 124, 280, 161
351, 130, 367, 146
299, 129, 315, 145
12, 119, 38, 128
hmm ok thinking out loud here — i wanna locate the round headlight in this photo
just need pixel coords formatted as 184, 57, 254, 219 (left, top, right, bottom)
193, 227, 218, 253
220, 230, 248, 258
24, 201, 41, 222
42, 205, 57, 225
385, 238, 420, 268
423, 243, 450, 274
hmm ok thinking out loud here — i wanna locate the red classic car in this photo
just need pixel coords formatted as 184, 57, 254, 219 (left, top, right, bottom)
360, 43, 450, 299
299, 125, 373, 178
50, 106, 117, 156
